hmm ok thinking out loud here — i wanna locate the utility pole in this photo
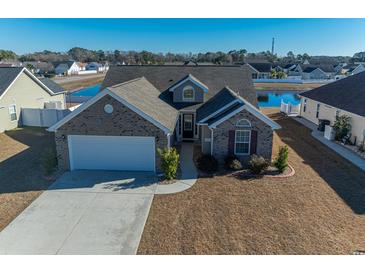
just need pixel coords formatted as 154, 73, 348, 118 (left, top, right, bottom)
271, 37, 275, 55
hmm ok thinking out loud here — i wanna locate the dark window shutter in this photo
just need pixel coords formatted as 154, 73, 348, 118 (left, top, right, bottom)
250, 130, 258, 155
228, 130, 235, 155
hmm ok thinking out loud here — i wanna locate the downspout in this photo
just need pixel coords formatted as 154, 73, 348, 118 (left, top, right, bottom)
210, 128, 214, 156
166, 133, 171, 149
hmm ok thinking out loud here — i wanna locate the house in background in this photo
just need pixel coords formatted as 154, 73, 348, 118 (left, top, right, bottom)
299, 71, 365, 146
53, 61, 81, 76
0, 67, 66, 133
301, 65, 335, 80
23, 61, 54, 75
342, 64, 365, 76
86, 62, 109, 73
49, 65, 280, 173
288, 64, 335, 80
245, 63, 272, 79
76, 62, 87, 71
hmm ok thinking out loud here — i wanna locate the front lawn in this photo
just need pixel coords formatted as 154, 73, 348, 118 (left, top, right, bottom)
0, 127, 56, 231
138, 111, 365, 254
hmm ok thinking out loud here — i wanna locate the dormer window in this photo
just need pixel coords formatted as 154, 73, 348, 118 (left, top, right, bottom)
183, 85, 195, 101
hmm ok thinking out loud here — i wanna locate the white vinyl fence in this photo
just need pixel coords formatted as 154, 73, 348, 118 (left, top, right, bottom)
21, 108, 71, 127
280, 100, 301, 116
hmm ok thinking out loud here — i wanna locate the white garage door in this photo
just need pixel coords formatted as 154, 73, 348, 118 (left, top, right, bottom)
68, 135, 155, 171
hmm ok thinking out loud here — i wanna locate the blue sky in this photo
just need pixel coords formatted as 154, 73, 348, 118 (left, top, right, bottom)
1, 18, 365, 56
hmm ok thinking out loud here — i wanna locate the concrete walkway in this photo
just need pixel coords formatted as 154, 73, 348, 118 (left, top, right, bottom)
293, 116, 365, 173
155, 142, 198, 194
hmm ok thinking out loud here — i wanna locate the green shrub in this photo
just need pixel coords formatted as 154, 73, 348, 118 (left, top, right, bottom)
224, 155, 242, 170
197, 154, 218, 173
333, 114, 351, 141
249, 155, 269, 174
157, 147, 179, 180
274, 146, 289, 173
41, 148, 58, 176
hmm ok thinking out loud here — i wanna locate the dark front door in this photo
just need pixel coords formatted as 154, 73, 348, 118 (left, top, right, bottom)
183, 114, 194, 139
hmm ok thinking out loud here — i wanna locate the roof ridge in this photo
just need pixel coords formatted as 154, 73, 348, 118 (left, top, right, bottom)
224, 86, 240, 99
109, 77, 146, 88
112, 64, 242, 68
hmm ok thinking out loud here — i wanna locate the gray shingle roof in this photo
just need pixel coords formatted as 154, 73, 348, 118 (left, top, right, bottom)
169, 74, 209, 91
107, 77, 179, 132
300, 71, 365, 117
101, 65, 257, 110
0, 67, 24, 97
247, 63, 272, 73
196, 87, 239, 122
205, 102, 244, 126
39, 77, 66, 94
52, 61, 76, 69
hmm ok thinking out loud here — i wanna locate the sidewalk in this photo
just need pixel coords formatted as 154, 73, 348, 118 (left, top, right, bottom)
293, 116, 365, 173
155, 143, 198, 194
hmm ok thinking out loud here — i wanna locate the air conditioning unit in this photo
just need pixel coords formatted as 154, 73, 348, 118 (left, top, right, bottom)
324, 125, 335, 141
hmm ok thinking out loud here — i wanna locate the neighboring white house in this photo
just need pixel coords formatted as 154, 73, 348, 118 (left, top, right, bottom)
86, 62, 109, 73
0, 67, 66, 133
288, 64, 336, 80
53, 61, 81, 76
342, 64, 365, 76
299, 71, 365, 146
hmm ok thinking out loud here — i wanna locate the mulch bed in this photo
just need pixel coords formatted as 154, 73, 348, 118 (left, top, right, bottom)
230, 165, 295, 179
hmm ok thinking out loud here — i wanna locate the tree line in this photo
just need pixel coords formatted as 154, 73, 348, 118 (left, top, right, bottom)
0, 47, 360, 65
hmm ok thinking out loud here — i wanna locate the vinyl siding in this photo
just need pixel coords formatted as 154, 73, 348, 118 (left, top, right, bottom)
0, 72, 65, 132
300, 97, 365, 145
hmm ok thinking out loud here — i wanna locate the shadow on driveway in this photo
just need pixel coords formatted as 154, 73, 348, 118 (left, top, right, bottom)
48, 170, 158, 193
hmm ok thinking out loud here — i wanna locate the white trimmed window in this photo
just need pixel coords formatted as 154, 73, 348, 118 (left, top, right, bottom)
9, 105, 17, 121
235, 130, 251, 155
236, 119, 251, 128
182, 85, 194, 101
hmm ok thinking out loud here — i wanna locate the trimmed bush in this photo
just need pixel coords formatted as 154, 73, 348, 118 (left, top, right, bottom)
249, 155, 269, 174
197, 154, 218, 173
333, 114, 351, 141
157, 148, 180, 180
224, 155, 242, 171
274, 146, 289, 173
41, 148, 58, 176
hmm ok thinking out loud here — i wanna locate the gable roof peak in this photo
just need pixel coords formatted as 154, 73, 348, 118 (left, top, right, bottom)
168, 73, 209, 92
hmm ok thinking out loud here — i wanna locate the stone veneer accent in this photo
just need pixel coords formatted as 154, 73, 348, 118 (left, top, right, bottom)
212, 109, 273, 163
55, 94, 167, 172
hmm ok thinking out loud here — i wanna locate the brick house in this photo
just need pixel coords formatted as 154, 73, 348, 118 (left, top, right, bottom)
48, 65, 280, 172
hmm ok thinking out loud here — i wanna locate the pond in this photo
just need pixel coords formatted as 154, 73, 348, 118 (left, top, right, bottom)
71, 85, 301, 109
72, 84, 101, 96
257, 91, 301, 108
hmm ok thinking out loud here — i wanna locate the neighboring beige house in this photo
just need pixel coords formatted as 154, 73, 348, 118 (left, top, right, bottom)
0, 67, 66, 133
299, 71, 365, 145
48, 65, 280, 173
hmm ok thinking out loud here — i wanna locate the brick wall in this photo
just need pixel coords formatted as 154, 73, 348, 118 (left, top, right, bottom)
212, 109, 273, 163
55, 94, 167, 172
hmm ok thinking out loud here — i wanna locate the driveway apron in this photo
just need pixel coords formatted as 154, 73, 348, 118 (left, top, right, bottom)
0, 171, 157, 255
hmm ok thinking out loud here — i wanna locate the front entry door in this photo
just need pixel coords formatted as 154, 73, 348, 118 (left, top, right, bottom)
183, 114, 194, 139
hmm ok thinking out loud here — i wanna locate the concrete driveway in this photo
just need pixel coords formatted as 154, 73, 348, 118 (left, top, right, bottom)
0, 170, 158, 255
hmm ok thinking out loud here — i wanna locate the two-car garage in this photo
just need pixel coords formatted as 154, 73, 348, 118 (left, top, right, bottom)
67, 135, 156, 172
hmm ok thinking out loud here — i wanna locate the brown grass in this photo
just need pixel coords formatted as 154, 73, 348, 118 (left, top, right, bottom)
57, 75, 105, 91
254, 82, 325, 91
138, 110, 365, 254
0, 127, 56, 231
